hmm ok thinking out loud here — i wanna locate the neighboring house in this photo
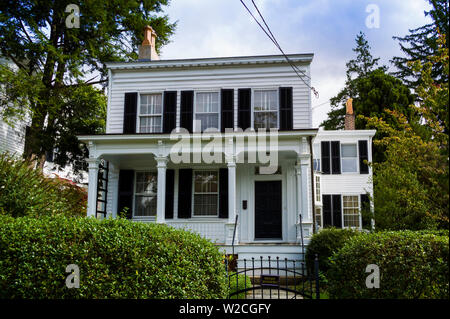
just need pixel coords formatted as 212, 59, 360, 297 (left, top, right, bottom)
78, 27, 374, 261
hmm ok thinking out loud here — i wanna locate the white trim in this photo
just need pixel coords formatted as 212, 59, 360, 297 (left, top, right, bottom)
193, 90, 221, 133
137, 92, 164, 134
251, 87, 280, 130
191, 169, 220, 218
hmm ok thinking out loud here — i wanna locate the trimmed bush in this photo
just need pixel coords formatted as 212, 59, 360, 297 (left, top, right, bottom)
327, 231, 449, 299
0, 152, 86, 217
305, 228, 360, 276
0, 215, 228, 299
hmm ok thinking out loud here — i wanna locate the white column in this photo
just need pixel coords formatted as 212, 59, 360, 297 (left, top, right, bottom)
86, 158, 100, 217
225, 156, 238, 245
156, 156, 168, 224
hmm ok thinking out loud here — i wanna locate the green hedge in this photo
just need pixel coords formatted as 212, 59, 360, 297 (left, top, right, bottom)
0, 152, 87, 217
305, 228, 360, 276
0, 215, 228, 299
228, 273, 252, 299
327, 231, 449, 299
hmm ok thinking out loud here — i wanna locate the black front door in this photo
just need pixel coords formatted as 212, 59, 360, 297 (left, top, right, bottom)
254, 181, 282, 239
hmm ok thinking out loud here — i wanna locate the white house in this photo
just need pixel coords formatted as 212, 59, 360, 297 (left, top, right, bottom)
78, 27, 374, 261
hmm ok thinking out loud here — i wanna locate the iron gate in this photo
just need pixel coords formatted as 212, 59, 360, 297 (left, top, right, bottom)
225, 255, 320, 299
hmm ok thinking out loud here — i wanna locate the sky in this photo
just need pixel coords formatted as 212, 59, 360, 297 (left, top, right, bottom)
157, 0, 433, 127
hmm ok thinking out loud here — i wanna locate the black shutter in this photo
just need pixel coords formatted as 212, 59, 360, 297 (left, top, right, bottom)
163, 91, 177, 133
358, 140, 369, 174
361, 194, 371, 229
331, 141, 341, 174
279, 87, 293, 130
332, 194, 342, 227
177, 169, 192, 218
321, 141, 330, 174
180, 91, 193, 133
221, 89, 234, 133
165, 169, 175, 219
322, 194, 332, 227
238, 88, 251, 130
118, 170, 134, 219
123, 92, 137, 134
219, 168, 229, 218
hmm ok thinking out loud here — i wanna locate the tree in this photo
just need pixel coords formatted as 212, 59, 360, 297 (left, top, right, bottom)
366, 34, 449, 230
391, 0, 449, 87
0, 0, 176, 170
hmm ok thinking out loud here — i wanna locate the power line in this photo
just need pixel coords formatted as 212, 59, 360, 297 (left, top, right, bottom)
239, 0, 319, 98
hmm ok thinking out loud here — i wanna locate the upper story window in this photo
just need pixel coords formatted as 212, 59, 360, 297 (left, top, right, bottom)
139, 94, 162, 133
313, 143, 321, 172
194, 92, 219, 132
134, 171, 158, 217
341, 144, 357, 173
193, 170, 219, 216
253, 89, 278, 129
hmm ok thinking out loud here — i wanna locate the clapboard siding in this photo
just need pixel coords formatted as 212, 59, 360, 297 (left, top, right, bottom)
106, 64, 312, 133
0, 119, 26, 155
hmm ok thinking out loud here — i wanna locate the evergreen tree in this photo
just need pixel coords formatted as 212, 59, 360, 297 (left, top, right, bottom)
0, 0, 176, 170
391, 0, 449, 87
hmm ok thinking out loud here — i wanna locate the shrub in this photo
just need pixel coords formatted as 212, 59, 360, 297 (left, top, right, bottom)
228, 273, 252, 299
0, 152, 86, 217
327, 231, 449, 299
305, 228, 360, 276
0, 215, 228, 299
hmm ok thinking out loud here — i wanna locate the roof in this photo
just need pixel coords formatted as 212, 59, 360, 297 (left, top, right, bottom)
105, 53, 314, 70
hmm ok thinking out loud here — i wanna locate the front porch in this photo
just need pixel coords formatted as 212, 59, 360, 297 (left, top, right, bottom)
79, 131, 316, 252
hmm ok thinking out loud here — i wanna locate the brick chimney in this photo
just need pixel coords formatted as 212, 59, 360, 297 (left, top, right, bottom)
138, 25, 159, 61
344, 98, 355, 130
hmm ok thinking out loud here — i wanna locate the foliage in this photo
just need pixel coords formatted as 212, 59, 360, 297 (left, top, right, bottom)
0, 215, 228, 299
0, 0, 176, 169
327, 231, 449, 299
391, 0, 449, 87
228, 273, 253, 299
0, 152, 86, 217
366, 34, 449, 230
305, 228, 361, 277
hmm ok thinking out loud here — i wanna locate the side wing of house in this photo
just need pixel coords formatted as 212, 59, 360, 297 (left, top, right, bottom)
0, 119, 26, 155
312, 130, 376, 230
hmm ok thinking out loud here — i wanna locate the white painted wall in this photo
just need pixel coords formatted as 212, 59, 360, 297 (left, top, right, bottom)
0, 119, 26, 155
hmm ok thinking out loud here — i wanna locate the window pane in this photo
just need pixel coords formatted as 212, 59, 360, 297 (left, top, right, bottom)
342, 158, 357, 172
195, 92, 219, 112
194, 194, 218, 216
341, 144, 357, 157
140, 94, 162, 115
135, 195, 157, 216
140, 116, 162, 133
254, 112, 277, 129
135, 172, 157, 194
195, 113, 219, 132
135, 172, 157, 217
254, 90, 277, 111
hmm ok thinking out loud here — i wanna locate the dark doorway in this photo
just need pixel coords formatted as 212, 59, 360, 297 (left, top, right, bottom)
254, 181, 282, 239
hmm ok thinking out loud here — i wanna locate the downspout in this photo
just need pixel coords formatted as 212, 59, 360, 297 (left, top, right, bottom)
309, 136, 316, 234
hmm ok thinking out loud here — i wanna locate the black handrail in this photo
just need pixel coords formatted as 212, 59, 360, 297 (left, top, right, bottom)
231, 214, 239, 256
298, 213, 305, 257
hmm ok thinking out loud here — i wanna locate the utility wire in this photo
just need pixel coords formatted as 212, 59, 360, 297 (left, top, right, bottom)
240, 0, 319, 98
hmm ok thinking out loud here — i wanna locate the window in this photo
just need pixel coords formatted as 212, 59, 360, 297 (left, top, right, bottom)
139, 94, 162, 133
194, 92, 219, 132
193, 171, 219, 216
341, 144, 357, 173
315, 207, 322, 228
313, 143, 321, 172
134, 172, 158, 217
315, 175, 321, 203
343, 195, 360, 227
254, 89, 278, 129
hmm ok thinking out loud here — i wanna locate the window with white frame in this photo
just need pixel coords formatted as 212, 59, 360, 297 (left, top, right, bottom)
315, 175, 321, 202
313, 143, 321, 172
253, 89, 278, 129
194, 92, 219, 132
343, 195, 360, 227
134, 172, 158, 217
193, 170, 219, 216
139, 94, 162, 133
341, 144, 358, 173
315, 207, 322, 228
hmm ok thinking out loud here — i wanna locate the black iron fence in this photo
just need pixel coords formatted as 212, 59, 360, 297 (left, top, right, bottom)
225, 255, 319, 299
